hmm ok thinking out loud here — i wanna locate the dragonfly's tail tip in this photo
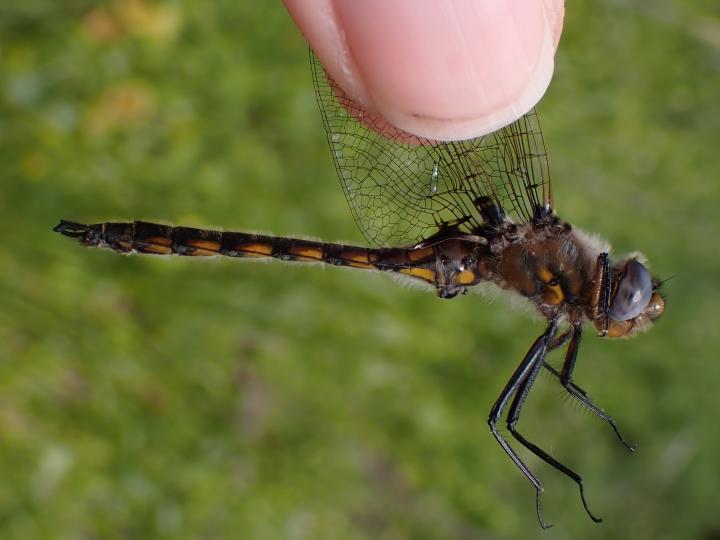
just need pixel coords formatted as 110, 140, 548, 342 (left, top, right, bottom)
53, 219, 90, 238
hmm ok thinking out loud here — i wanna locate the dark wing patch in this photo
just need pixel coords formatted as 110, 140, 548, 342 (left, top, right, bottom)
311, 52, 552, 248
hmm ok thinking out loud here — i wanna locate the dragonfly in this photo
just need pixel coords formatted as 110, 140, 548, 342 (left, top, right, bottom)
54, 52, 665, 527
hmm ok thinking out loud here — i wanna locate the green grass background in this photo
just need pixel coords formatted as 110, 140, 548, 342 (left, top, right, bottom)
2, 1, 719, 538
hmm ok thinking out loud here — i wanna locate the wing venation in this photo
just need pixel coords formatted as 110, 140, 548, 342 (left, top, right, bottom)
311, 51, 552, 248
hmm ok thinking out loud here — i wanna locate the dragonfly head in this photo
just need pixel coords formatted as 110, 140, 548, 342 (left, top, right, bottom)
598, 257, 665, 338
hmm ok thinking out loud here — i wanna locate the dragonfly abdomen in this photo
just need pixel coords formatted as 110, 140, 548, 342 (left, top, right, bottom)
53, 220, 446, 278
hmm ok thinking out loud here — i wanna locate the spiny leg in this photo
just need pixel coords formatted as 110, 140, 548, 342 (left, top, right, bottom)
547, 329, 572, 352
542, 326, 636, 452
506, 331, 603, 523
488, 320, 558, 529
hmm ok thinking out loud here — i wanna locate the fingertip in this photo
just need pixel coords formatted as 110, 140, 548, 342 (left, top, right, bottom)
284, 0, 564, 141
542, 0, 565, 49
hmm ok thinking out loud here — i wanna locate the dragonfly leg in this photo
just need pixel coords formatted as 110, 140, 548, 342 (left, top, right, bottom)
542, 326, 636, 452
488, 320, 558, 529
547, 329, 572, 352
506, 332, 603, 524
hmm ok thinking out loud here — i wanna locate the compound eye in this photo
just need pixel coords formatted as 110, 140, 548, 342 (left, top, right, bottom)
608, 260, 653, 321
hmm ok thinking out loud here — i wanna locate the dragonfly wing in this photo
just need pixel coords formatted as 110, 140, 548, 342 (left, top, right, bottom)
311, 52, 552, 248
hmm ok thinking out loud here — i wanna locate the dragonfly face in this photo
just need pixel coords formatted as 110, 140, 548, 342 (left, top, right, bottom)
599, 258, 665, 338
55, 50, 666, 527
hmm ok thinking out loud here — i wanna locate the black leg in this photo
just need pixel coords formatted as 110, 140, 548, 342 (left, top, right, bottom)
547, 329, 572, 354
543, 326, 636, 452
506, 335, 603, 523
488, 320, 557, 529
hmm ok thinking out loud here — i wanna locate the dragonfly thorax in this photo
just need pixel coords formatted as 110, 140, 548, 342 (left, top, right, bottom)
482, 218, 598, 324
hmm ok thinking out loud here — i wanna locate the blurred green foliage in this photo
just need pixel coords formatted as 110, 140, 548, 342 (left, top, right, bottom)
1, 1, 719, 539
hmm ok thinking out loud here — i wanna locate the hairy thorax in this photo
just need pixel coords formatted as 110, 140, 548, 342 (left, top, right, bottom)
485, 220, 602, 324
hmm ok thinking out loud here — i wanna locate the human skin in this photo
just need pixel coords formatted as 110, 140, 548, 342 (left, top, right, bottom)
283, 0, 564, 141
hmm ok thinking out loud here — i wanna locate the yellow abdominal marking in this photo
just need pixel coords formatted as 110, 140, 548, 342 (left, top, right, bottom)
288, 246, 323, 261
144, 245, 172, 254
342, 251, 373, 268
241, 243, 273, 256
187, 239, 221, 253
147, 236, 171, 246
457, 270, 476, 285
346, 260, 374, 269
399, 267, 436, 283
143, 239, 172, 254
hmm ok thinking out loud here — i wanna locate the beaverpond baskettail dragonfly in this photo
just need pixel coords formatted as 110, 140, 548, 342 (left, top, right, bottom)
55, 51, 665, 527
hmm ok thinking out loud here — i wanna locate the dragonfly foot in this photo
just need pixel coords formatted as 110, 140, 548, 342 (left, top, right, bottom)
536, 489, 552, 529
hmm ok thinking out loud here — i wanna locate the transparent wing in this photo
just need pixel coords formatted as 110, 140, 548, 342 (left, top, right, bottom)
311, 52, 552, 248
